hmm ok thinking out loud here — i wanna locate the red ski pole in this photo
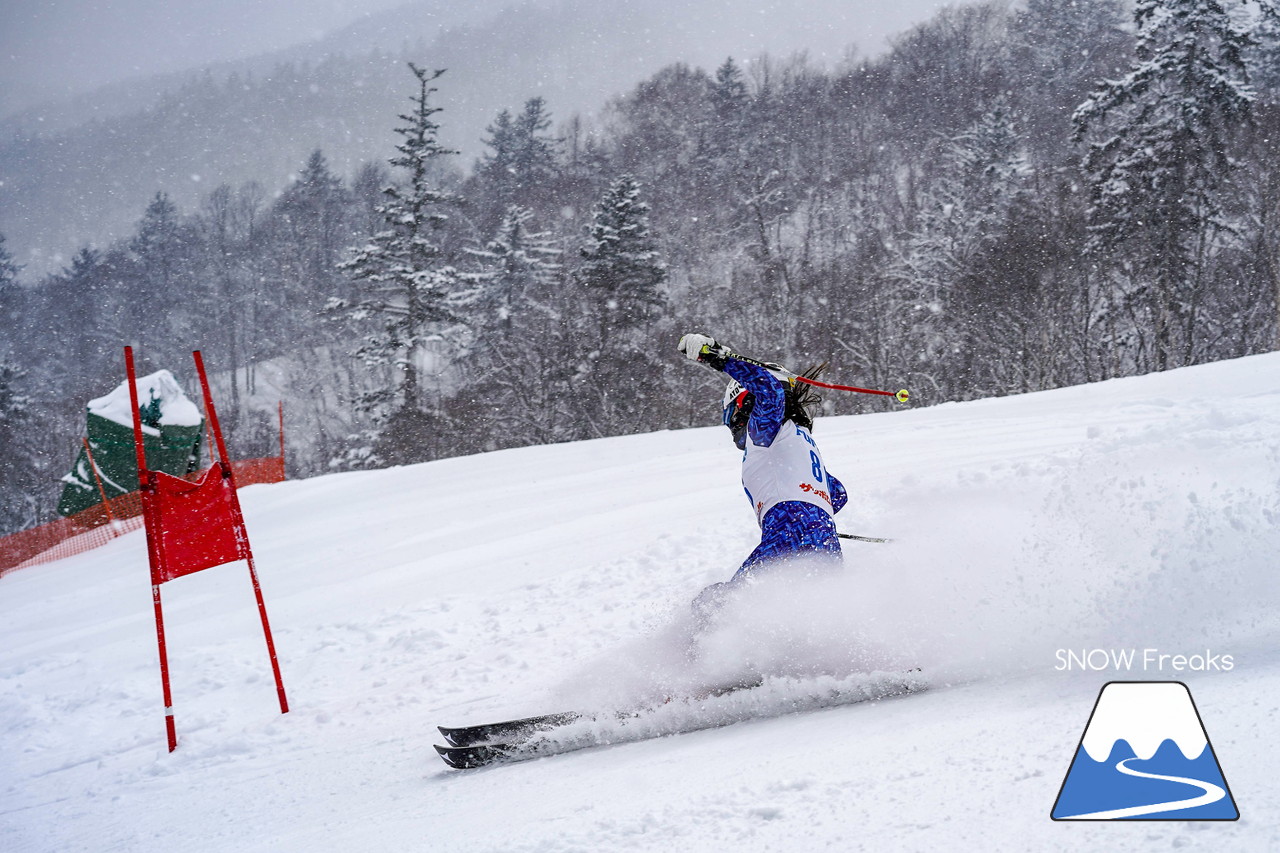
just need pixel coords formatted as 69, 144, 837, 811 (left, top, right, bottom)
719, 351, 910, 403
793, 375, 910, 403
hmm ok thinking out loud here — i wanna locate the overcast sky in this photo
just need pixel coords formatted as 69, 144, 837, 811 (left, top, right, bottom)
0, 0, 962, 120
0, 0, 414, 114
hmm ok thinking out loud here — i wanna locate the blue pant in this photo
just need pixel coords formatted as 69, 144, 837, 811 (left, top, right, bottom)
734, 501, 843, 578
692, 502, 843, 624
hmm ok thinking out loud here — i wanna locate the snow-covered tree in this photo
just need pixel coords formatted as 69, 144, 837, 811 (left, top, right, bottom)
475, 98, 561, 237
696, 57, 751, 226
129, 192, 184, 320
1010, 0, 1130, 163
335, 64, 466, 414
274, 150, 351, 304
477, 109, 517, 190
478, 100, 558, 188
130, 192, 182, 282
510, 98, 559, 190
1073, 0, 1259, 370
893, 99, 1031, 393
466, 205, 561, 336
578, 175, 666, 333
711, 57, 749, 127
126, 191, 207, 354
0, 232, 20, 290
1249, 4, 1280, 97
573, 175, 669, 435
0, 355, 37, 533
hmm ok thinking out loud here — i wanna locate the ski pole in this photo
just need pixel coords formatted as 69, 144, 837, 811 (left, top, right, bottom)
838, 533, 893, 544
721, 351, 909, 403
794, 375, 910, 404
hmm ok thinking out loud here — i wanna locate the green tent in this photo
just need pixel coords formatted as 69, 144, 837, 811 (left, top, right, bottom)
58, 370, 205, 517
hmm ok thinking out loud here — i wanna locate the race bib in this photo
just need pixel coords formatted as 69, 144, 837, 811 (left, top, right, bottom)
741, 421, 834, 524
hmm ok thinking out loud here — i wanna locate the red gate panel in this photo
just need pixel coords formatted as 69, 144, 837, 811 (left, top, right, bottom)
145, 465, 247, 583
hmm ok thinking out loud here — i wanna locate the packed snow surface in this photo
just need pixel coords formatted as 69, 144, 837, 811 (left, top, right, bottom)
4, 353, 1280, 852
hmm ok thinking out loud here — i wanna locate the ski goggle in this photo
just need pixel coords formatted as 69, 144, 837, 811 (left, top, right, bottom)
722, 389, 750, 426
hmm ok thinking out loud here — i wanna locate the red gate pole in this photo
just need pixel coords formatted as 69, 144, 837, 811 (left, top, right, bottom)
205, 426, 216, 470
192, 351, 289, 715
125, 347, 179, 752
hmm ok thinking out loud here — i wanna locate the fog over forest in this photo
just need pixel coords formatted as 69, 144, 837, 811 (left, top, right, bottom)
1, 0, 957, 276
1, 0, 1278, 536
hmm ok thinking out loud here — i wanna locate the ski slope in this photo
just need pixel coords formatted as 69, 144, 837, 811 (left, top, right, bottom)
4, 353, 1280, 852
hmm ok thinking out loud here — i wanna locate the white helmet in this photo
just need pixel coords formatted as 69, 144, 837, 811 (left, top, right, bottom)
722, 378, 750, 427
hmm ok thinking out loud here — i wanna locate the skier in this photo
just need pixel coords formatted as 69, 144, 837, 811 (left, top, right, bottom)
677, 333, 847, 623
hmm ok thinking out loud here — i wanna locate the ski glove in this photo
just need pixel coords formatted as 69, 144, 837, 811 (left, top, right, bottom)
678, 333, 731, 371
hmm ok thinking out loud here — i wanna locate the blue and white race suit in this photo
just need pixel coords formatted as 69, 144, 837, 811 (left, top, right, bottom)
724, 359, 847, 577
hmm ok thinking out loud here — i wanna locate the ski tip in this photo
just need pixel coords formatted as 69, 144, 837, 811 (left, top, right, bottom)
438, 724, 483, 749
437, 723, 480, 748
435, 742, 516, 770
434, 743, 477, 770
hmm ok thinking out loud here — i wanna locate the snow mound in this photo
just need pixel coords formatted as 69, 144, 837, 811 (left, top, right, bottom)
87, 368, 202, 430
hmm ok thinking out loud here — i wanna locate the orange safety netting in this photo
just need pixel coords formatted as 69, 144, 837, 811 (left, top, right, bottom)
0, 457, 285, 577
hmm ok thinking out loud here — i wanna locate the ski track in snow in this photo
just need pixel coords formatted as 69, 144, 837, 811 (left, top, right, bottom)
3, 354, 1280, 852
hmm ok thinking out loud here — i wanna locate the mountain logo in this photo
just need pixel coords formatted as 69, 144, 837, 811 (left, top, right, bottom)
1051, 681, 1239, 821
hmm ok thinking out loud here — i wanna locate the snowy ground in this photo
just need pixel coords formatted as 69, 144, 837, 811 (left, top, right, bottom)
3, 354, 1280, 852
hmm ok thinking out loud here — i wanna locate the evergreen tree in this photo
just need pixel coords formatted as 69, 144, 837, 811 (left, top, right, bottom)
683, 57, 749, 232
127, 191, 203, 355
574, 175, 669, 436
335, 64, 466, 419
511, 98, 559, 191
273, 150, 352, 322
711, 57, 749, 126
350, 161, 392, 239
0, 355, 37, 533
475, 98, 560, 236
1010, 0, 1130, 164
477, 108, 517, 191
1249, 4, 1280, 97
893, 99, 1032, 395
1073, 0, 1258, 370
0, 232, 20, 289
578, 175, 667, 332
130, 193, 181, 283
52, 248, 112, 379
466, 205, 561, 336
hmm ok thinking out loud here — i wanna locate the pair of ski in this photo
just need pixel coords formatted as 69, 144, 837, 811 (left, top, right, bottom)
434, 679, 763, 768
434, 671, 927, 769
435, 711, 581, 769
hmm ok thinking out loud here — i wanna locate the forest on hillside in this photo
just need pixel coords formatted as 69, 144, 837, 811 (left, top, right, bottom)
2, 0, 1279, 534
